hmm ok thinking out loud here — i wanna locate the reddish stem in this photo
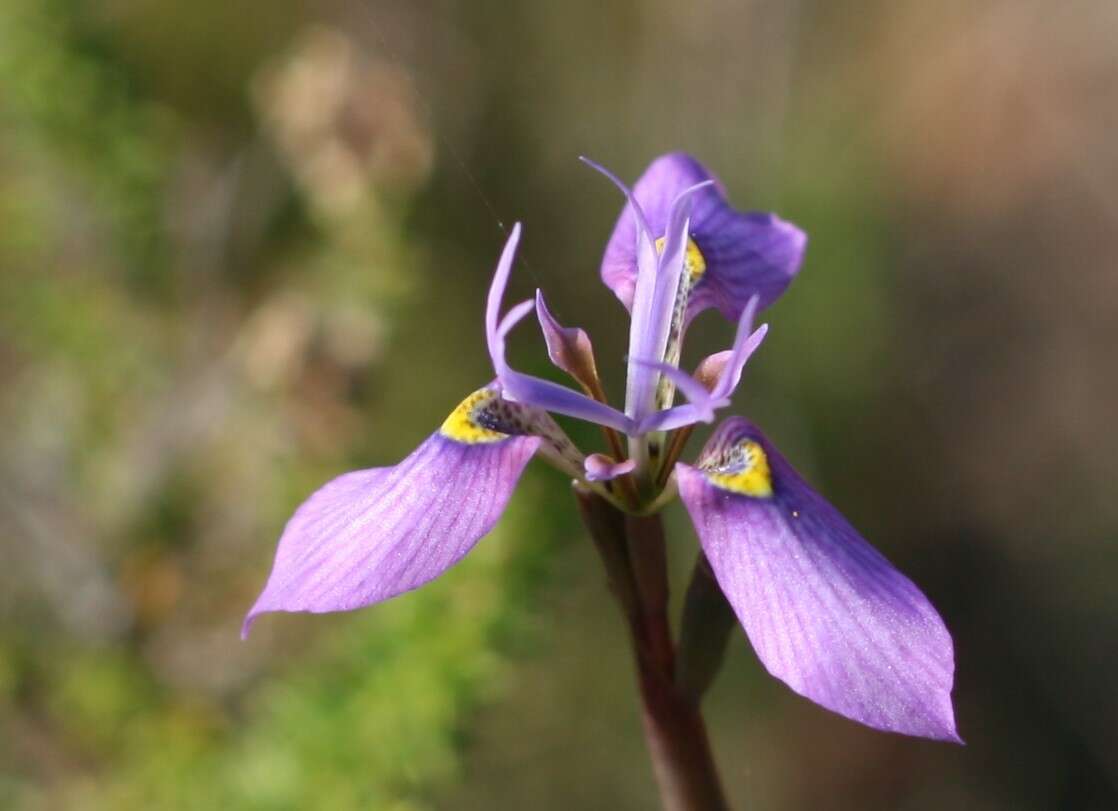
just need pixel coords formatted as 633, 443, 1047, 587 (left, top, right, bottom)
574, 488, 729, 811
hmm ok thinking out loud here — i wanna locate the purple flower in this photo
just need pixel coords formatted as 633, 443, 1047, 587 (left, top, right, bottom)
244, 154, 958, 742
600, 152, 807, 323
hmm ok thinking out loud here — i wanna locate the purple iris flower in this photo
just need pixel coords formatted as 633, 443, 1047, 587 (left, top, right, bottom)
244, 153, 958, 743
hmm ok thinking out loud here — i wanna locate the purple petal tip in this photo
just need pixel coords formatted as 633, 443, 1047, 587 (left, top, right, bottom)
243, 431, 539, 631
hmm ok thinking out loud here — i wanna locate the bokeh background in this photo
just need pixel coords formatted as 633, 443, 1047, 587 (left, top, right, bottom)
2, 1, 1117, 808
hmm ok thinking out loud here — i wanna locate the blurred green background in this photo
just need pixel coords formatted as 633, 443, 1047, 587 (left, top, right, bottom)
2, 1, 1116, 808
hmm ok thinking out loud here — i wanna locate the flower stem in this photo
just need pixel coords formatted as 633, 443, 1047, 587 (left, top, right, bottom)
676, 554, 738, 703
573, 487, 729, 811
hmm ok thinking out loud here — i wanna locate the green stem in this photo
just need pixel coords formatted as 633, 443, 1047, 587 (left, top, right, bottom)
574, 487, 729, 811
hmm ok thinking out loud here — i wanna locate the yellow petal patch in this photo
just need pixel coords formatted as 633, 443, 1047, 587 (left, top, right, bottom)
654, 236, 707, 280
439, 388, 509, 444
705, 440, 773, 498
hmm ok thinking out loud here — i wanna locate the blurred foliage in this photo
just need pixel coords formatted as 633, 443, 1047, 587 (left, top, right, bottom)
12, 482, 570, 811
0, 1, 571, 809
1, 483, 568, 811
0, 0, 172, 295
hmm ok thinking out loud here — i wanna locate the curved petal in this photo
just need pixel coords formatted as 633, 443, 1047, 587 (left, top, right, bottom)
584, 454, 636, 482
686, 211, 806, 322
628, 357, 718, 413
636, 398, 724, 434
485, 225, 633, 433
708, 297, 766, 400
676, 418, 959, 741
631, 299, 768, 435
599, 153, 806, 320
535, 290, 599, 392
600, 153, 713, 309
244, 415, 540, 637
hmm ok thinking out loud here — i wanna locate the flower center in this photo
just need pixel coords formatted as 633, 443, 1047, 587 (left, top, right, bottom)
654, 235, 706, 280
440, 388, 517, 444
701, 439, 773, 498
440, 386, 587, 479
651, 236, 707, 413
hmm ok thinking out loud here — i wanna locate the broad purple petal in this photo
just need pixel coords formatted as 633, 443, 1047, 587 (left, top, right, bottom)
243, 431, 539, 636
687, 211, 806, 323
600, 153, 806, 321
676, 418, 959, 741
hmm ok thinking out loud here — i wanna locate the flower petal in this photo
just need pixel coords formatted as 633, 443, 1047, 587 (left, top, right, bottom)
583, 160, 716, 423
500, 368, 634, 433
708, 296, 766, 400
600, 153, 712, 309
624, 188, 694, 421
676, 418, 959, 741
485, 224, 633, 433
534, 290, 600, 393
243, 392, 543, 636
687, 210, 806, 323
584, 453, 637, 482
600, 153, 806, 321
628, 357, 718, 415
631, 298, 768, 435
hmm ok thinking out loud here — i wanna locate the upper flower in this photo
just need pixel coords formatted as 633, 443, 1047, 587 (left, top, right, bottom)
601, 153, 806, 324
